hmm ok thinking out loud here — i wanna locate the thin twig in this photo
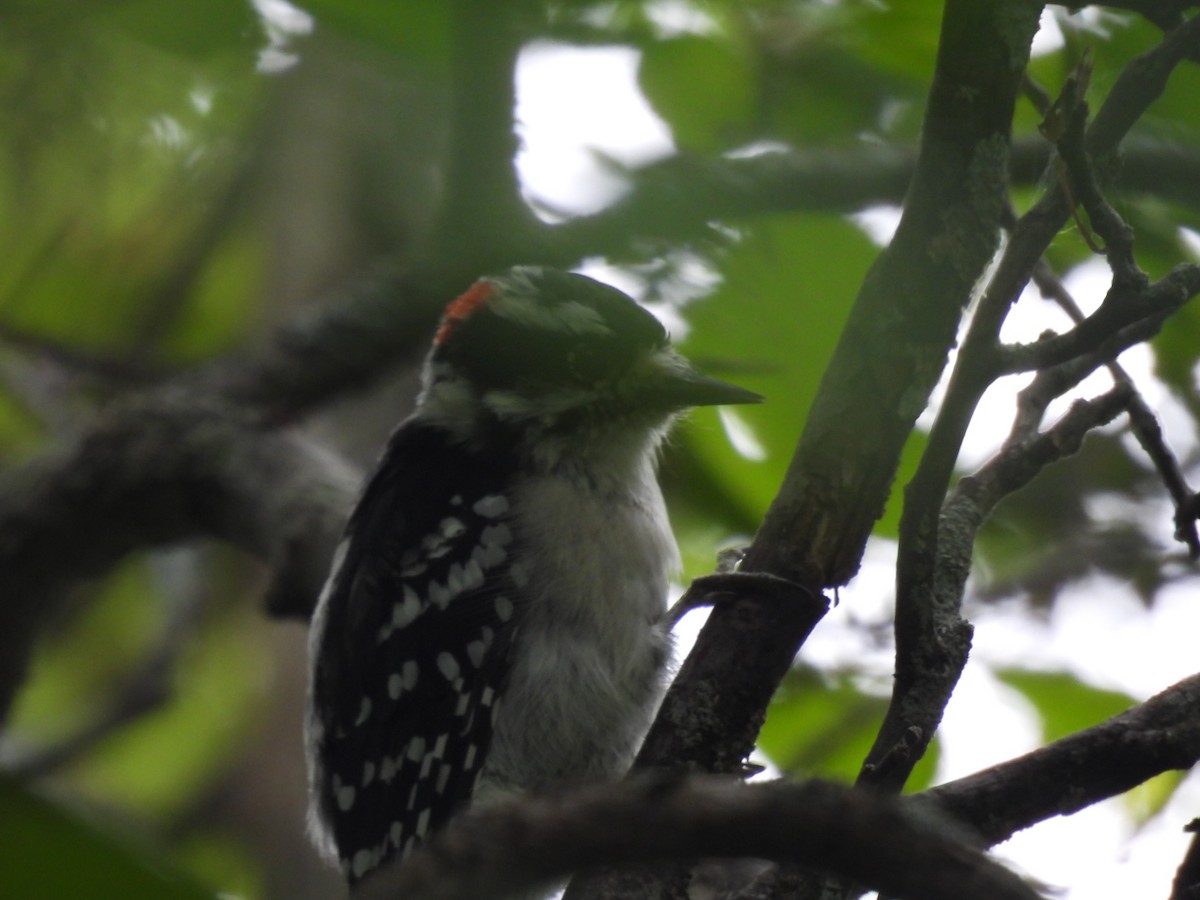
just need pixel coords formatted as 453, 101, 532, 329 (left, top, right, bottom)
1031, 261, 1200, 556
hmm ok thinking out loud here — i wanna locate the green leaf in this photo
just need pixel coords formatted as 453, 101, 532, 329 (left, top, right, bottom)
639, 36, 756, 151
160, 226, 264, 362
995, 669, 1137, 743
1124, 770, 1185, 827
676, 214, 879, 532
852, 0, 942, 87
758, 666, 938, 791
1153, 296, 1200, 399
70, 603, 271, 819
0, 776, 217, 900
99, 0, 260, 57
299, 0, 452, 60
875, 428, 928, 540
9, 559, 271, 822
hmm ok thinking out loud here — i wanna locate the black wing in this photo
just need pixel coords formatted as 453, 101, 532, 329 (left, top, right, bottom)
308, 420, 520, 882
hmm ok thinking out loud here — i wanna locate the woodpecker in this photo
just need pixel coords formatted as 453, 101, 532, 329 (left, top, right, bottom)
305, 266, 760, 883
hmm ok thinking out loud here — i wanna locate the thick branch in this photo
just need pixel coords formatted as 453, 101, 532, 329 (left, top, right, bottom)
547, 135, 1200, 259
185, 262, 443, 422
0, 397, 359, 721
356, 777, 1043, 900
741, 0, 1042, 589
923, 671, 1200, 847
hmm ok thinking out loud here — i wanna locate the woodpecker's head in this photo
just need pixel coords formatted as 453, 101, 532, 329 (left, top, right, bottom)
419, 267, 760, 468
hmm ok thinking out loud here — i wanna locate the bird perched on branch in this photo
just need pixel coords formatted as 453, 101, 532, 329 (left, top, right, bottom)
305, 266, 760, 883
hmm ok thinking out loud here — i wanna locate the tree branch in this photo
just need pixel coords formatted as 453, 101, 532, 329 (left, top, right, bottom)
923, 670, 1200, 847
740, 0, 1042, 589
1030, 260, 1200, 556
859, 15, 1200, 804
355, 776, 1044, 900
0, 397, 359, 721
546, 135, 1200, 260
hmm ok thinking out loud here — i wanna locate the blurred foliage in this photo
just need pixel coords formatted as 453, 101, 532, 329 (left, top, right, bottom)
758, 665, 938, 791
1, 0, 1199, 897
0, 775, 216, 900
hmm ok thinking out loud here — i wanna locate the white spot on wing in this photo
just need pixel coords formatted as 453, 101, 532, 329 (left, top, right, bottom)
481, 523, 512, 548
406, 736, 427, 762
509, 562, 529, 587
440, 516, 467, 538
388, 672, 403, 699
466, 640, 486, 668
461, 558, 485, 590
355, 697, 372, 726
403, 660, 419, 690
435, 762, 451, 794
464, 743, 477, 770
437, 652, 460, 681
472, 494, 509, 518
416, 808, 431, 838
362, 762, 375, 787
472, 542, 506, 569
494, 595, 514, 622
447, 562, 465, 593
394, 586, 422, 626
429, 580, 453, 609
351, 849, 374, 878
338, 785, 356, 811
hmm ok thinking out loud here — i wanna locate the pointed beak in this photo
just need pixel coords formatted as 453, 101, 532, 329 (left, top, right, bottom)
637, 351, 764, 410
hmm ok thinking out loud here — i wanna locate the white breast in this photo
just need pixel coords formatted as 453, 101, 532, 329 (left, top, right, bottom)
477, 456, 677, 798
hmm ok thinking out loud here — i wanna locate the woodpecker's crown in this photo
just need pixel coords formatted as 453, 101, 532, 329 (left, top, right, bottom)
424, 267, 760, 422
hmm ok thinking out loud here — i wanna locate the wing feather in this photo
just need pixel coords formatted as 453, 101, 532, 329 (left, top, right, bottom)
308, 421, 519, 881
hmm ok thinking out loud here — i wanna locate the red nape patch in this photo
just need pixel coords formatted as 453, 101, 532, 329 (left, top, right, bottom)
434, 281, 496, 346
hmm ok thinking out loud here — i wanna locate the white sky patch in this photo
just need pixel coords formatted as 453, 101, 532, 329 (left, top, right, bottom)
516, 43, 675, 217
574, 252, 721, 340
252, 0, 313, 73
718, 407, 767, 461
850, 205, 902, 246
1181, 226, 1200, 260
1030, 7, 1066, 58
147, 115, 187, 150
644, 0, 722, 37
575, 260, 649, 300
189, 87, 214, 115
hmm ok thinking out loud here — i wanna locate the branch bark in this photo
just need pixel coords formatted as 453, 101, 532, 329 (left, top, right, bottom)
356, 776, 1044, 900
0, 396, 359, 721
923, 671, 1200, 847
